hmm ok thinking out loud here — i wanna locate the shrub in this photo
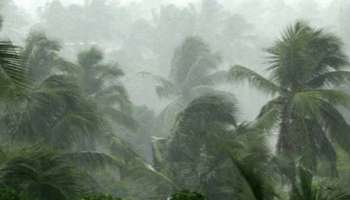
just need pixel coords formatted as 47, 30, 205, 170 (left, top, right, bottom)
81, 194, 122, 200
169, 190, 206, 200
0, 188, 20, 200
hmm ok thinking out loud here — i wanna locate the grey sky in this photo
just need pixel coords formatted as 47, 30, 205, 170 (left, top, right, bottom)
14, 0, 333, 14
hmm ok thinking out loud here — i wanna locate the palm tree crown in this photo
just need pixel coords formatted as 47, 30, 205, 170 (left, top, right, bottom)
229, 21, 350, 175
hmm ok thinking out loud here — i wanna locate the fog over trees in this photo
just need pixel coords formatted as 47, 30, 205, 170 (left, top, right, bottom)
1, 0, 350, 200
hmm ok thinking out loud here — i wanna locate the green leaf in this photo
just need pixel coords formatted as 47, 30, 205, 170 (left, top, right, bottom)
229, 65, 280, 96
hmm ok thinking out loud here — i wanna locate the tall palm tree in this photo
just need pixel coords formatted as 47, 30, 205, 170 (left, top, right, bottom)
229, 21, 350, 175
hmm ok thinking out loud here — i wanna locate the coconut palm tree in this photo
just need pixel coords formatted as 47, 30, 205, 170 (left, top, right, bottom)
229, 21, 350, 175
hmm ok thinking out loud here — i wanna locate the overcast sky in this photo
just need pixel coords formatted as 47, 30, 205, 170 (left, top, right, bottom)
13, 0, 201, 11
14, 0, 334, 13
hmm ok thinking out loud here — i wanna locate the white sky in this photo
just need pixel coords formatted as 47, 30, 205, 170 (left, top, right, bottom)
14, 0, 334, 12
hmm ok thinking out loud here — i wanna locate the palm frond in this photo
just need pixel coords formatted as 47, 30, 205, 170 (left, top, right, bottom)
3, 75, 103, 149
230, 155, 277, 200
138, 71, 179, 98
176, 94, 238, 132
96, 63, 124, 80
266, 21, 348, 88
0, 41, 26, 88
313, 89, 350, 108
182, 55, 220, 88
61, 151, 125, 170
320, 102, 350, 154
229, 65, 280, 95
307, 71, 350, 87
291, 166, 350, 200
292, 89, 350, 117
0, 149, 83, 200
254, 97, 283, 131
191, 86, 237, 103
198, 70, 229, 86
105, 108, 138, 131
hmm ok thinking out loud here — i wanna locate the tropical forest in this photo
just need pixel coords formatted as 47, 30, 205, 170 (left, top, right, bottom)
1, 0, 350, 199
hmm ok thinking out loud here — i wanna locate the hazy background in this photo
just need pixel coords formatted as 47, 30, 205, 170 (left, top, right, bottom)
2, 0, 348, 120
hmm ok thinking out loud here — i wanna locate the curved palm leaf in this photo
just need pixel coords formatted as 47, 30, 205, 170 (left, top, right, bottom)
105, 108, 138, 131
292, 89, 350, 117
230, 156, 277, 200
0, 149, 84, 200
320, 103, 350, 154
3, 75, 103, 149
291, 166, 350, 200
138, 71, 179, 99
197, 70, 229, 86
229, 65, 280, 95
61, 151, 125, 170
307, 71, 350, 87
0, 41, 26, 93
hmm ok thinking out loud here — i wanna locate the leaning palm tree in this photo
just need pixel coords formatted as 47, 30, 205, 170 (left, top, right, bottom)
155, 94, 277, 199
229, 21, 350, 175
141, 36, 226, 135
21, 31, 62, 83
0, 32, 105, 150
1, 74, 103, 150
74, 47, 137, 130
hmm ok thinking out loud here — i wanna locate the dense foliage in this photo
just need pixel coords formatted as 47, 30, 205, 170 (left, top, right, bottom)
1, 0, 350, 200
170, 190, 207, 200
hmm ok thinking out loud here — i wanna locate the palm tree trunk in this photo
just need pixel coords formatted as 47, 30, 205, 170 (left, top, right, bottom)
277, 103, 293, 156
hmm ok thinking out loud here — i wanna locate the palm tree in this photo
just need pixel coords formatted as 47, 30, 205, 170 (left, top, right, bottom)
154, 94, 276, 199
141, 36, 226, 135
0, 148, 85, 200
229, 21, 350, 175
22, 31, 62, 83
74, 47, 137, 130
0, 18, 173, 199
0, 32, 105, 150
1, 74, 103, 150
0, 145, 132, 200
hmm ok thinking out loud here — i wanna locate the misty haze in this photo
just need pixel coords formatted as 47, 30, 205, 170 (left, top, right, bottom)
0, 0, 350, 200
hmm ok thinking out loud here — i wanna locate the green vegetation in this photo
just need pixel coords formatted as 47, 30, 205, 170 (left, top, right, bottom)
169, 191, 207, 200
1, 1, 350, 200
